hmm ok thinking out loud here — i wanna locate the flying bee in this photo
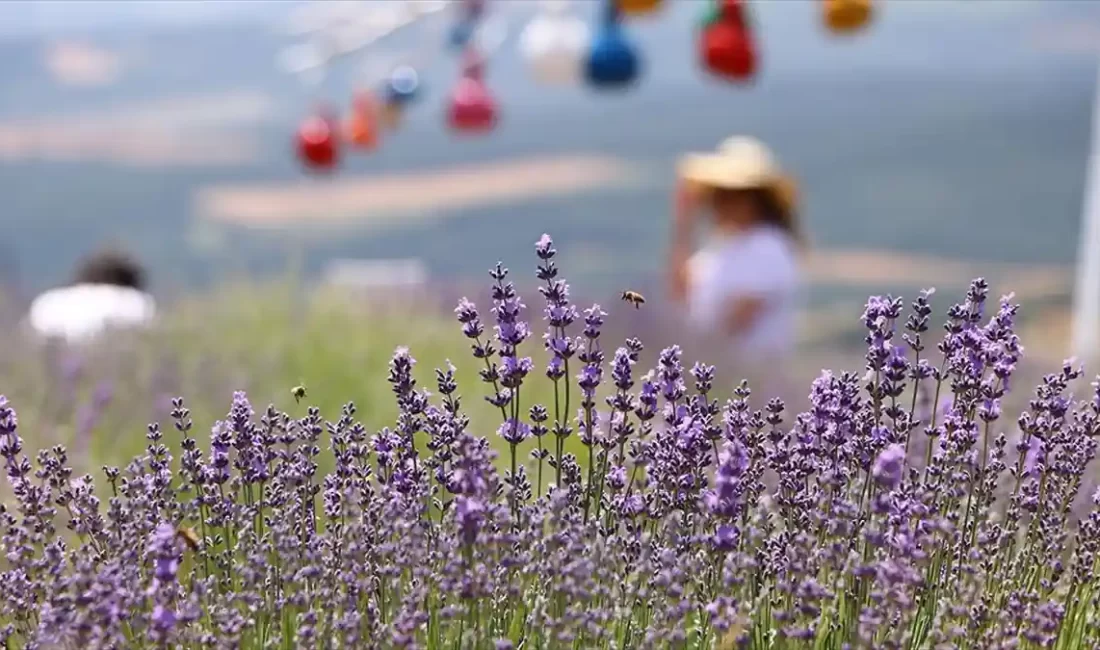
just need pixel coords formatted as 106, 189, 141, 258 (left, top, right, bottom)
291, 383, 307, 404
176, 525, 201, 552
620, 290, 646, 309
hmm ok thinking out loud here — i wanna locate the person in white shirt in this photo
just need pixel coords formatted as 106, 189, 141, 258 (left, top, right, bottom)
667, 135, 803, 403
27, 249, 156, 345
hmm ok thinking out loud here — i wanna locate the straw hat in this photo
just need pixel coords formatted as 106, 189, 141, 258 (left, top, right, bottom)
678, 136, 799, 224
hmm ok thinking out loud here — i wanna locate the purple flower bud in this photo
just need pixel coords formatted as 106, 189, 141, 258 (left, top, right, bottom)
612, 347, 635, 392
578, 364, 603, 397
454, 496, 484, 546
92, 381, 114, 410
539, 279, 569, 306
535, 233, 555, 260
545, 354, 565, 381
455, 297, 480, 324
147, 523, 181, 584
621, 493, 645, 517
607, 465, 627, 491
499, 355, 533, 389
1024, 437, 1045, 477
691, 362, 715, 395
497, 418, 531, 445
712, 524, 739, 552
60, 352, 85, 385
545, 304, 576, 329
209, 420, 232, 485
872, 443, 906, 489
582, 304, 606, 339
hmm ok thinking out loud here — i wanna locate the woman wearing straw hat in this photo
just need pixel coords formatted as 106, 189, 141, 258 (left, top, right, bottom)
668, 136, 802, 403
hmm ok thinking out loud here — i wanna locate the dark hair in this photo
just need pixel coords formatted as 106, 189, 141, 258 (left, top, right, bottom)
73, 249, 146, 291
711, 187, 803, 246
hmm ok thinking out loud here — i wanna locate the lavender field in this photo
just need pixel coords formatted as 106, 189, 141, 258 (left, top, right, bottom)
0, 234, 1098, 648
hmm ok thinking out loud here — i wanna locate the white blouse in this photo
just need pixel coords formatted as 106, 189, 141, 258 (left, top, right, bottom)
28, 283, 156, 344
686, 225, 799, 363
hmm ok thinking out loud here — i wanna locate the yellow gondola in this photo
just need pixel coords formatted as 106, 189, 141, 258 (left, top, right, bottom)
617, 0, 663, 18
823, 0, 873, 35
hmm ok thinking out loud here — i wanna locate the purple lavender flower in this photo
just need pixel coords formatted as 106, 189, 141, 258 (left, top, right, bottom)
577, 363, 602, 399
582, 304, 606, 342
712, 523, 739, 552
455, 297, 490, 358
499, 355, 533, 389
0, 395, 29, 485
490, 263, 530, 353
148, 523, 181, 583
704, 441, 749, 519
872, 443, 906, 489
151, 604, 177, 631
611, 347, 635, 392
454, 496, 485, 546
146, 522, 182, 641
497, 418, 530, 445
535, 233, 555, 260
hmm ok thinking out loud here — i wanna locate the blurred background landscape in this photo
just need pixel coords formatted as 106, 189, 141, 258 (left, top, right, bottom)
1, 2, 1097, 295
3, 0, 1100, 469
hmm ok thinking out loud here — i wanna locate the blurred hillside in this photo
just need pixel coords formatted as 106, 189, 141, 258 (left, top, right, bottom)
0, 0, 1099, 303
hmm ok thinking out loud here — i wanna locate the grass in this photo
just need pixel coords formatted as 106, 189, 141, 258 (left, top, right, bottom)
0, 278, 597, 485
0, 269, 1067, 493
